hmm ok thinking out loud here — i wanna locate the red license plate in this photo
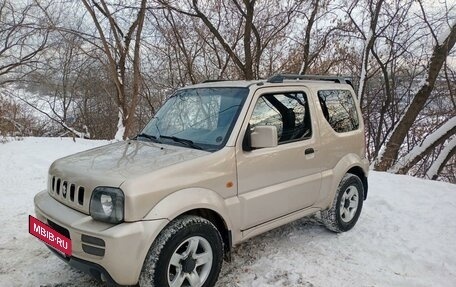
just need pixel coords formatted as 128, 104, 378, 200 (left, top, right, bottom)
29, 215, 72, 256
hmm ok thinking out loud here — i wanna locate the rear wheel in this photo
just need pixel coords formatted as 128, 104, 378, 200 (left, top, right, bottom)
321, 173, 364, 232
139, 215, 223, 287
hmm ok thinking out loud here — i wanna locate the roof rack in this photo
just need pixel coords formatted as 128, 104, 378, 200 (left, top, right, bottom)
267, 74, 352, 86
201, 79, 228, 83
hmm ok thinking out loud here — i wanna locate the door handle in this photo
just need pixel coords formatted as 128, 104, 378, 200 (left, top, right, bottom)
304, 148, 315, 155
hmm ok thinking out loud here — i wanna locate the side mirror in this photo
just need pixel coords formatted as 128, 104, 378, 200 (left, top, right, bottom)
250, 126, 278, 149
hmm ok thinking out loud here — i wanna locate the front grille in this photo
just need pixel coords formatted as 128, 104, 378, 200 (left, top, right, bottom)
50, 176, 85, 206
78, 187, 85, 205
70, 184, 75, 201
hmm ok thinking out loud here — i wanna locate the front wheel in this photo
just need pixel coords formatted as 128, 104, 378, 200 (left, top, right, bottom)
321, 173, 364, 232
139, 215, 224, 287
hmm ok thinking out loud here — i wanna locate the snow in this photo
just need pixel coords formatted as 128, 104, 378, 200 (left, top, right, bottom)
437, 20, 456, 46
61, 122, 90, 139
426, 136, 456, 179
0, 137, 109, 287
390, 116, 456, 173
114, 109, 125, 141
410, 77, 430, 95
298, 60, 305, 75
1, 137, 456, 287
3, 87, 91, 138
371, 144, 386, 169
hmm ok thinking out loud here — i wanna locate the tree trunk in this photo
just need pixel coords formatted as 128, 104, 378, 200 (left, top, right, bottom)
299, 0, 319, 75
357, 0, 384, 103
243, 0, 255, 80
374, 22, 456, 171
82, 0, 146, 140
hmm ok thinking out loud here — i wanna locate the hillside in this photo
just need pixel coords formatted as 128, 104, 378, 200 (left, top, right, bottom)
0, 137, 455, 287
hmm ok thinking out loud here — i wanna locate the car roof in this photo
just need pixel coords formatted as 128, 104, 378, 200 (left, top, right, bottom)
180, 79, 354, 91
179, 74, 354, 91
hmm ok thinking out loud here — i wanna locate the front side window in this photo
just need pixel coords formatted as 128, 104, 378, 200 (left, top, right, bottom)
318, 90, 359, 133
141, 87, 248, 151
249, 92, 312, 144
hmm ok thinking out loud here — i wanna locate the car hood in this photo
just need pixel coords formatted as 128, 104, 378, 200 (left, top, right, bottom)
48, 140, 210, 214
50, 140, 210, 184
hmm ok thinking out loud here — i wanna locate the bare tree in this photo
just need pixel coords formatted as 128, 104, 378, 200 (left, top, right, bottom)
149, 9, 204, 85
0, 92, 40, 137
362, 0, 418, 159
354, 0, 384, 103
159, 0, 302, 80
374, 7, 456, 171
2, 0, 456, 182
16, 33, 99, 138
81, 0, 147, 140
0, 0, 50, 86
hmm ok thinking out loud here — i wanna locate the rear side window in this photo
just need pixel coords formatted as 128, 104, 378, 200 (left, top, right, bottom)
318, 90, 359, 133
249, 92, 312, 144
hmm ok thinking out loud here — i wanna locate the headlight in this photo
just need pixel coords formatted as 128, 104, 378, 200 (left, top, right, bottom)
90, 187, 124, 224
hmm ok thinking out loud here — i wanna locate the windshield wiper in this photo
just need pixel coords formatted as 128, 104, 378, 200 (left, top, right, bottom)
160, 135, 203, 150
135, 133, 162, 143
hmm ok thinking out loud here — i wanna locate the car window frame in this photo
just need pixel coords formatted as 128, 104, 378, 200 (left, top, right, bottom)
247, 90, 314, 146
317, 89, 360, 134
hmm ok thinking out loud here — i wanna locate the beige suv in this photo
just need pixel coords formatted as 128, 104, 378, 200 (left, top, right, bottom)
34, 74, 369, 287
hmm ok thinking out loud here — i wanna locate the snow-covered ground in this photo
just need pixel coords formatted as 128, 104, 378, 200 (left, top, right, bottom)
0, 137, 455, 287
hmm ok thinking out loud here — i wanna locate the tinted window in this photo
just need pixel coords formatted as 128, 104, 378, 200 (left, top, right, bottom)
250, 92, 312, 144
318, 90, 359, 133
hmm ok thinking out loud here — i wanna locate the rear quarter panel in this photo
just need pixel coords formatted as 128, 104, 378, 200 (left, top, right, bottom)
308, 86, 368, 208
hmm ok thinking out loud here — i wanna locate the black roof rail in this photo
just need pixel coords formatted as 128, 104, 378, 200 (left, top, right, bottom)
201, 79, 228, 83
200, 79, 263, 88
267, 74, 352, 86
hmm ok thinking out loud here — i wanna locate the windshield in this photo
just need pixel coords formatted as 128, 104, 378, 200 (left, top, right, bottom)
141, 87, 248, 151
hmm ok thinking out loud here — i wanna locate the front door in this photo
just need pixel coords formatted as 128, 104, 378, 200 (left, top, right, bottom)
236, 87, 322, 230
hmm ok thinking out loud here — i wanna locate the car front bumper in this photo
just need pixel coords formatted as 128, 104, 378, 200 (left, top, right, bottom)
34, 190, 169, 285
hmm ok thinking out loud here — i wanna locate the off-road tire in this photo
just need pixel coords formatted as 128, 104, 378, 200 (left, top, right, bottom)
139, 215, 224, 287
321, 173, 364, 233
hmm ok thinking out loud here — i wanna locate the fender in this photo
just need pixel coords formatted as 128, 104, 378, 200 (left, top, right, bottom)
143, 187, 236, 232
318, 153, 368, 209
